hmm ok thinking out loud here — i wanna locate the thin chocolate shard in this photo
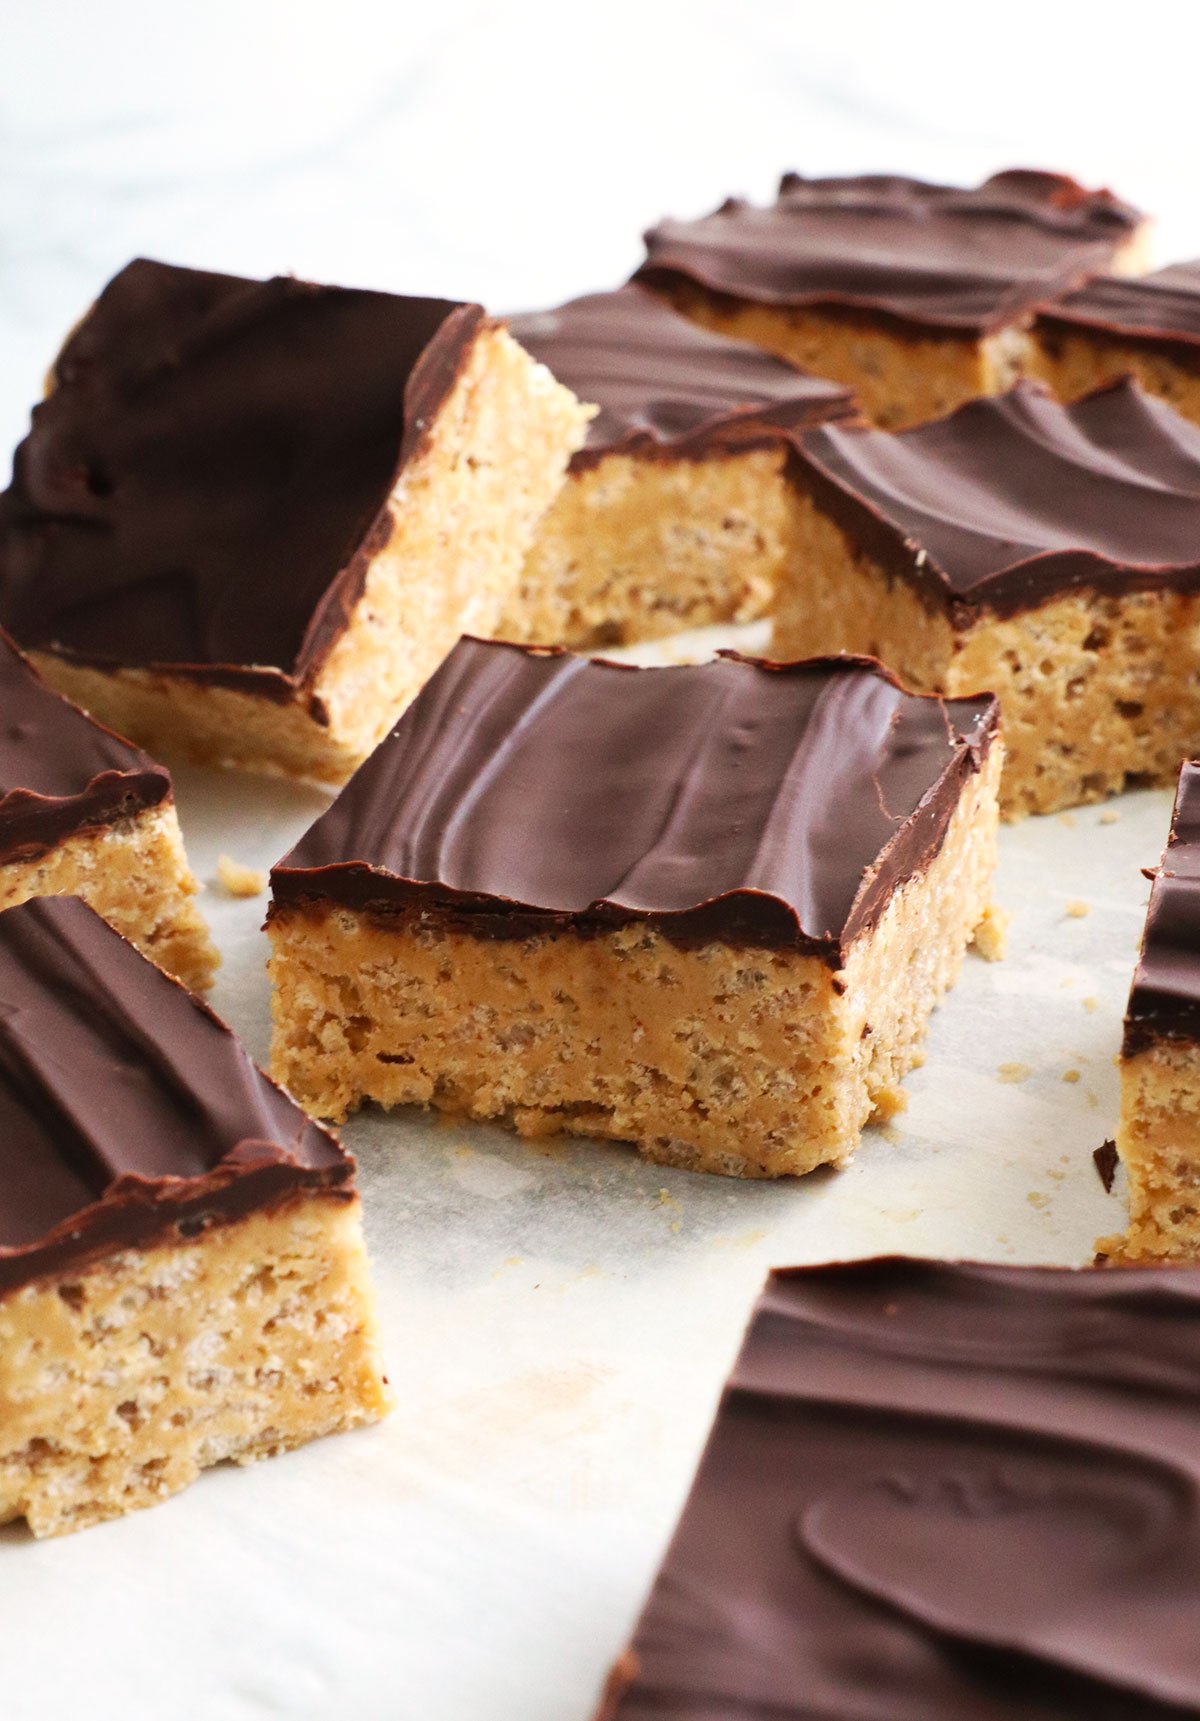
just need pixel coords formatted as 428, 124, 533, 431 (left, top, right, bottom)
601, 1255, 1200, 1720
638, 170, 1144, 335
507, 283, 856, 468
793, 378, 1200, 620
1093, 1139, 1119, 1193
0, 258, 485, 698
0, 895, 351, 1294
0, 627, 169, 863
270, 636, 998, 961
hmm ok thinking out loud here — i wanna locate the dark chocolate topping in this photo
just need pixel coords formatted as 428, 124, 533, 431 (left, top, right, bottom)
638, 170, 1143, 336
270, 636, 997, 960
1039, 261, 1200, 351
600, 1256, 1200, 1721
507, 284, 855, 467
0, 895, 350, 1293
1124, 761, 1200, 1054
0, 258, 484, 699
794, 377, 1200, 621
0, 628, 169, 862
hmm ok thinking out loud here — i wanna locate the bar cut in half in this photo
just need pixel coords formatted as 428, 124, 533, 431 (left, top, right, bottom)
1029, 261, 1200, 425
0, 895, 388, 1537
0, 627, 215, 990
776, 378, 1200, 817
267, 637, 1001, 1179
595, 1256, 1200, 1720
1114, 761, 1200, 1260
0, 258, 591, 784
498, 284, 855, 647
637, 170, 1148, 430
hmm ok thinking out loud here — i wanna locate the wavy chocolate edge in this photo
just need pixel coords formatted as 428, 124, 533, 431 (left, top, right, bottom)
600, 1255, 1200, 1721
793, 377, 1200, 622
0, 258, 485, 705
0, 628, 170, 863
507, 283, 856, 469
0, 896, 351, 1295
637, 169, 1143, 336
1037, 261, 1200, 368
269, 637, 997, 963
1124, 760, 1200, 1056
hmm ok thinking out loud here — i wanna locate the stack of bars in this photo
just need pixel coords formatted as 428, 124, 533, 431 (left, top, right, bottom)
6, 153, 1200, 1581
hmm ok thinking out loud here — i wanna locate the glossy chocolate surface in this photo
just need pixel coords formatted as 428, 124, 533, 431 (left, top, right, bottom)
0, 896, 350, 1293
271, 637, 997, 959
1125, 761, 1200, 1054
599, 1255, 1200, 1721
794, 378, 1200, 621
0, 258, 484, 700
0, 628, 169, 863
508, 284, 855, 468
1040, 261, 1200, 353
638, 170, 1143, 335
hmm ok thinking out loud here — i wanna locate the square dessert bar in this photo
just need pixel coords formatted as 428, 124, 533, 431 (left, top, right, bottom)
1029, 261, 1200, 425
1116, 762, 1200, 1261
498, 284, 856, 647
636, 170, 1148, 430
0, 895, 388, 1537
0, 628, 216, 991
595, 1256, 1200, 1720
775, 378, 1200, 817
0, 258, 590, 785
267, 637, 1001, 1179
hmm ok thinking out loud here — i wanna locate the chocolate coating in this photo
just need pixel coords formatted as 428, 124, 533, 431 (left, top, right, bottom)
507, 284, 855, 468
1124, 761, 1200, 1055
1039, 262, 1200, 363
0, 895, 350, 1294
0, 627, 169, 863
599, 1256, 1200, 1721
794, 377, 1200, 621
0, 258, 484, 702
270, 636, 997, 960
638, 170, 1143, 336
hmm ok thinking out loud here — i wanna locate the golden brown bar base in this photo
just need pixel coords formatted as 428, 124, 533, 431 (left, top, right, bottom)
650, 284, 1027, 431
267, 746, 1001, 1176
0, 1195, 388, 1537
1025, 328, 1200, 427
495, 446, 794, 648
0, 803, 217, 992
773, 495, 1200, 818
33, 327, 591, 785
1107, 1039, 1200, 1262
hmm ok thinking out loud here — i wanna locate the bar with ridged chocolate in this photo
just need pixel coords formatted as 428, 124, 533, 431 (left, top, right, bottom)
1029, 260, 1200, 426
267, 636, 1002, 1178
637, 170, 1148, 430
1114, 761, 1200, 1261
0, 627, 215, 989
595, 1255, 1200, 1720
774, 377, 1200, 817
0, 894, 388, 1537
0, 258, 590, 785
498, 283, 856, 647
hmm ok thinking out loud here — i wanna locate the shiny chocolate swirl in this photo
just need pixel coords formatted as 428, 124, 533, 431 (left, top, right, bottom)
794, 378, 1200, 620
270, 637, 997, 959
1039, 262, 1200, 357
599, 1256, 1200, 1720
638, 170, 1144, 335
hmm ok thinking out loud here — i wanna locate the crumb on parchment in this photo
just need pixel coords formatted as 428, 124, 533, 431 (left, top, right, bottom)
216, 854, 267, 898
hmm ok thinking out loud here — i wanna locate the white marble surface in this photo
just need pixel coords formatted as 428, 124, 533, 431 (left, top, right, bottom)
1, 8, 1197, 1718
